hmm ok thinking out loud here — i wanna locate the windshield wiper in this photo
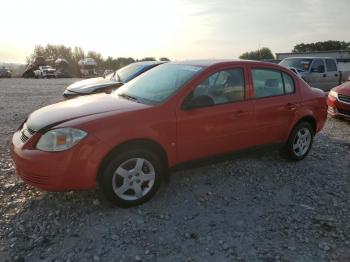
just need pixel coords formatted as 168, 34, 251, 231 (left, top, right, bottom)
118, 93, 139, 102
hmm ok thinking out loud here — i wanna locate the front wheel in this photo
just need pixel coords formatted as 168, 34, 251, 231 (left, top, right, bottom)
98, 148, 163, 207
286, 122, 314, 161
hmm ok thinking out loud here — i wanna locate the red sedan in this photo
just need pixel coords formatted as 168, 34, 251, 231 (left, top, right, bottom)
327, 80, 350, 119
11, 60, 327, 207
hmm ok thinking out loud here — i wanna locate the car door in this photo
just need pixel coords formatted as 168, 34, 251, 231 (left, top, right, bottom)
306, 59, 327, 90
176, 66, 254, 163
249, 67, 300, 145
325, 59, 340, 89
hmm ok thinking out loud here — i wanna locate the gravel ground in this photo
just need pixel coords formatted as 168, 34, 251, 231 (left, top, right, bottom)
0, 78, 350, 262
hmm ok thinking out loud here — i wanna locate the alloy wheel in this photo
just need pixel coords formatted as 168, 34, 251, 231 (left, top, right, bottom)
292, 127, 312, 157
112, 158, 155, 201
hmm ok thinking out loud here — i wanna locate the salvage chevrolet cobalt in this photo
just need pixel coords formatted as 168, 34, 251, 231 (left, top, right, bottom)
11, 60, 327, 207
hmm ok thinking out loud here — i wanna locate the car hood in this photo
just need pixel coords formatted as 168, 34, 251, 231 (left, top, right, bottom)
66, 77, 122, 94
26, 94, 147, 131
333, 81, 350, 96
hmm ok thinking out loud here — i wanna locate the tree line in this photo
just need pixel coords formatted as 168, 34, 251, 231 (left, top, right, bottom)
26, 40, 349, 74
26, 44, 170, 77
292, 40, 350, 53
239, 40, 350, 61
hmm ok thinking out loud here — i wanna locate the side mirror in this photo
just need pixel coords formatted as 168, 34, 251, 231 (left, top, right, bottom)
182, 95, 214, 110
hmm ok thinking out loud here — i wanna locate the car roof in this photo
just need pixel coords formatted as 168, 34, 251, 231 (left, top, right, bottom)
169, 59, 275, 68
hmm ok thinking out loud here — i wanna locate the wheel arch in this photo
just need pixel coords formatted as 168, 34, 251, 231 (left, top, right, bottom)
97, 138, 169, 183
293, 115, 317, 134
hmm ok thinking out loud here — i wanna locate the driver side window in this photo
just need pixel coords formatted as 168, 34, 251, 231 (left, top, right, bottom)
192, 68, 245, 105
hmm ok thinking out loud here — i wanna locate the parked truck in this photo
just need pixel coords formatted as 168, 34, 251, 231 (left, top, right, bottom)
33, 66, 56, 78
279, 57, 350, 91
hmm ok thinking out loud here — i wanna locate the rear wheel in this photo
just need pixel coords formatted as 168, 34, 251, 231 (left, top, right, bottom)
286, 122, 314, 161
99, 148, 163, 207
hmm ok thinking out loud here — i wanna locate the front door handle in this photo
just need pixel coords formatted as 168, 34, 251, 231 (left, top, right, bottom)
234, 110, 247, 118
323, 73, 327, 77
335, 73, 338, 77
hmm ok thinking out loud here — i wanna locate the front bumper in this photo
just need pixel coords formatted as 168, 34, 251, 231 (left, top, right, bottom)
10, 130, 108, 191
43, 73, 56, 77
63, 89, 84, 99
327, 95, 350, 119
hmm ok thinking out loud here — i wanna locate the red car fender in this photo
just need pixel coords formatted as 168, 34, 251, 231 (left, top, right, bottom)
56, 105, 178, 168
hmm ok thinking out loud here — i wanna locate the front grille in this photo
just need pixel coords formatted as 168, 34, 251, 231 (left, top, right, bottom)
20, 132, 29, 143
20, 123, 36, 143
338, 108, 350, 116
338, 94, 350, 104
27, 127, 35, 135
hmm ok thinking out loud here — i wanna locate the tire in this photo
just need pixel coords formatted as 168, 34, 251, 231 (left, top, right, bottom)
286, 121, 314, 161
98, 147, 163, 207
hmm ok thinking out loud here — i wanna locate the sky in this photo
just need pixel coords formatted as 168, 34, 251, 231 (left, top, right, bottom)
0, 0, 349, 63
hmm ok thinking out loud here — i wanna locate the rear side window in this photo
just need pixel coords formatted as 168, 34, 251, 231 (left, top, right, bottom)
252, 69, 284, 98
310, 59, 325, 73
325, 59, 337, 72
252, 69, 295, 98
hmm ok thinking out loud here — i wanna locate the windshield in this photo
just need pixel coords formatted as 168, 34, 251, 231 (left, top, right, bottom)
280, 58, 312, 72
112, 64, 144, 83
115, 64, 203, 105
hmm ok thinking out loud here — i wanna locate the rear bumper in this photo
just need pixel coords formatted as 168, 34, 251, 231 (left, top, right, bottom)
10, 131, 109, 191
327, 95, 350, 119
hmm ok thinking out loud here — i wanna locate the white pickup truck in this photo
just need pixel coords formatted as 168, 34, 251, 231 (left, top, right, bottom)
279, 57, 350, 91
33, 66, 56, 78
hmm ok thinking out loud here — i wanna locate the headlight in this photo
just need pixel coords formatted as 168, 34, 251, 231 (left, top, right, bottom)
329, 90, 338, 99
63, 89, 76, 95
36, 128, 87, 152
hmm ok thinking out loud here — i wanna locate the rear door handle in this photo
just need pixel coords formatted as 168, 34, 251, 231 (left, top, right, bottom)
323, 74, 327, 77
335, 73, 338, 77
286, 103, 297, 110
